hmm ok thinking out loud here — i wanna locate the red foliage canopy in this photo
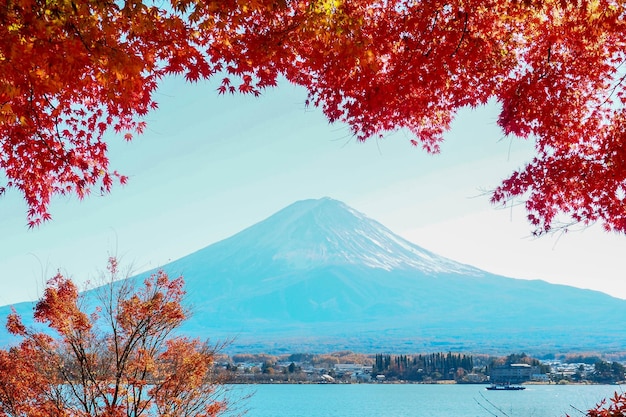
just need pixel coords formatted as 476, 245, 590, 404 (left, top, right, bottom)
2, 0, 626, 233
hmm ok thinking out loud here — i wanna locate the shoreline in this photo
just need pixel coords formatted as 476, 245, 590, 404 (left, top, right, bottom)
224, 379, 623, 386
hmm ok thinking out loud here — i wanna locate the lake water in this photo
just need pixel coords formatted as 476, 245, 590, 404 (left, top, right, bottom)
229, 384, 624, 417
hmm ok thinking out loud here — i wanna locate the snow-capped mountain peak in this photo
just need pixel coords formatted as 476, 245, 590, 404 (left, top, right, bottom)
204, 197, 480, 275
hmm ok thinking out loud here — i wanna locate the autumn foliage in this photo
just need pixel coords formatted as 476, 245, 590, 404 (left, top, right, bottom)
0, 258, 227, 417
570, 392, 626, 417
2, 0, 626, 233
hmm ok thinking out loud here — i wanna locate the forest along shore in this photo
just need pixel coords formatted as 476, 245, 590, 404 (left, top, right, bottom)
213, 351, 626, 385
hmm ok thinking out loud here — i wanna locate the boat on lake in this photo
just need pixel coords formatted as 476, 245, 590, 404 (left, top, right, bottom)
486, 384, 526, 391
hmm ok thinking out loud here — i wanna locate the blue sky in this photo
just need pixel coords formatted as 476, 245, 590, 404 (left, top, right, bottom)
1, 75, 625, 305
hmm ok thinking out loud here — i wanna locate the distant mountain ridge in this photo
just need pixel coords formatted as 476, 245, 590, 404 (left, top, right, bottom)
2, 197, 626, 354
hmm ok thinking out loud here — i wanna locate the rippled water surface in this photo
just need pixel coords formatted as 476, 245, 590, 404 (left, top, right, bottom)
230, 383, 623, 417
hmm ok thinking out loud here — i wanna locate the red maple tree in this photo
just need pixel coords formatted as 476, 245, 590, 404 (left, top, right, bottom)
2, 0, 625, 233
0, 258, 228, 417
571, 392, 626, 417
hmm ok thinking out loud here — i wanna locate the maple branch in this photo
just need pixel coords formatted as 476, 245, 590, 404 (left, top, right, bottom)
598, 60, 626, 108
13, 329, 88, 415
478, 390, 511, 417
70, 332, 110, 413
450, 12, 468, 57
32, 114, 72, 173
25, 82, 60, 152
26, 85, 73, 172
430, 10, 439, 31
41, 92, 69, 149
537, 44, 552, 81
68, 21, 93, 54
421, 11, 439, 57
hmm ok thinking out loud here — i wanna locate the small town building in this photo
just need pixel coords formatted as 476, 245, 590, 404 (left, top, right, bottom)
490, 363, 534, 384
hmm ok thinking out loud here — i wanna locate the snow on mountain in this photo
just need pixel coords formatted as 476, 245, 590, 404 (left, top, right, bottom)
180, 197, 481, 275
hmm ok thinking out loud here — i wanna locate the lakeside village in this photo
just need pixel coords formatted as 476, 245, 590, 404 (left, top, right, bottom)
214, 352, 626, 385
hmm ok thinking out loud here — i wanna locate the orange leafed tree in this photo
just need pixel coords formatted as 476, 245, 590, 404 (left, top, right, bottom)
0, 258, 228, 417
2, 0, 626, 233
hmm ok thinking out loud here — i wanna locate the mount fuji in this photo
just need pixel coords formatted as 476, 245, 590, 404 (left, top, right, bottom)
3, 197, 626, 354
